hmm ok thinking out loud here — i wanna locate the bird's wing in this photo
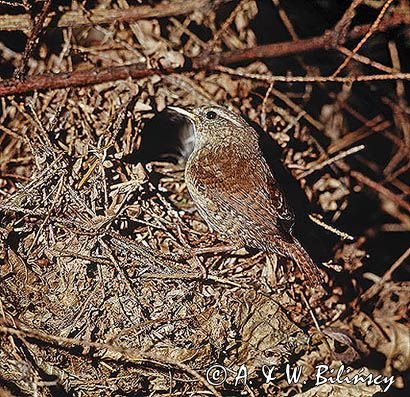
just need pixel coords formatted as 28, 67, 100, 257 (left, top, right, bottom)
187, 145, 295, 244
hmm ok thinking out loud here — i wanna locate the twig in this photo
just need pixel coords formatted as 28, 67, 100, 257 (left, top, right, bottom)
361, 247, 410, 301
331, 118, 390, 156
350, 170, 410, 213
297, 144, 365, 179
213, 65, 410, 83
170, 17, 207, 50
333, 99, 410, 157
13, 0, 52, 80
308, 214, 354, 241
261, 83, 274, 130
331, 0, 395, 77
385, 161, 410, 182
27, 173, 65, 256
271, 0, 299, 40
300, 290, 322, 333
331, 0, 364, 45
207, 0, 246, 48
0, 0, 29, 9
269, 86, 324, 133
24, 100, 54, 149
337, 46, 398, 74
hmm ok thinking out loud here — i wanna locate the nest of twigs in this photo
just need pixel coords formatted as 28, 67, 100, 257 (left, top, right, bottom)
0, 1, 409, 396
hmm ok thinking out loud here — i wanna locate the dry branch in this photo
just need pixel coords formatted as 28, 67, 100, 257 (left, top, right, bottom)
211, 66, 410, 83
0, 64, 169, 96
0, 0, 213, 32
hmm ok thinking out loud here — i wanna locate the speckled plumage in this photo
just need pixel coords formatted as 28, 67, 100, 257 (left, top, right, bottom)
171, 105, 322, 286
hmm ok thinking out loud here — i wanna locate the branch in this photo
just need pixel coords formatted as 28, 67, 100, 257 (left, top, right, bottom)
192, 11, 408, 67
0, 12, 408, 96
361, 247, 410, 301
332, 0, 364, 42
0, 63, 170, 96
0, 0, 213, 32
211, 66, 410, 83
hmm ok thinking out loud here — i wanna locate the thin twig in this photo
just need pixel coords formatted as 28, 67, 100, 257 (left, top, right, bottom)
337, 46, 398, 74
207, 0, 246, 48
297, 144, 365, 179
214, 65, 410, 83
361, 247, 410, 301
271, 0, 299, 40
309, 214, 354, 241
331, 0, 364, 45
331, 0, 395, 77
350, 170, 410, 213
13, 0, 53, 80
0, 0, 29, 9
334, 99, 410, 157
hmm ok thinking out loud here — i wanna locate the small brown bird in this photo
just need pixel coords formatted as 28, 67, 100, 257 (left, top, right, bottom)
169, 105, 323, 286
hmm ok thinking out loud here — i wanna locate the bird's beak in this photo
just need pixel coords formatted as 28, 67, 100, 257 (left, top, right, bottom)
168, 106, 199, 124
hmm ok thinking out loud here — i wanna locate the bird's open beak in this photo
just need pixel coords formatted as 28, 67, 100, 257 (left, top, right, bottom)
168, 106, 199, 124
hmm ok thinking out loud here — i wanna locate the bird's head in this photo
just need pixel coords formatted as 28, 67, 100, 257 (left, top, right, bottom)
168, 105, 256, 148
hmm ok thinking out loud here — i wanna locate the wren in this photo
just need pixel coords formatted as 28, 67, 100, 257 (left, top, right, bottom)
169, 105, 323, 286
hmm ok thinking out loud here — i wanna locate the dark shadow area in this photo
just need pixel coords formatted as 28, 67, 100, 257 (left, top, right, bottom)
124, 110, 194, 164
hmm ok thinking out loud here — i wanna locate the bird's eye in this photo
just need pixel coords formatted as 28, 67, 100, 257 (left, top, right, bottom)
206, 111, 217, 120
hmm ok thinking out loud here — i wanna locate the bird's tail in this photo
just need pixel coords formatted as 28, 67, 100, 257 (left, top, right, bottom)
279, 238, 323, 286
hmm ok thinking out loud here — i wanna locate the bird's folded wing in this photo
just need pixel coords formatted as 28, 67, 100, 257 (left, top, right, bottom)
189, 147, 295, 243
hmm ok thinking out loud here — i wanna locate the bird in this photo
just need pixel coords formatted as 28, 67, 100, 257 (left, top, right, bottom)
168, 105, 323, 286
